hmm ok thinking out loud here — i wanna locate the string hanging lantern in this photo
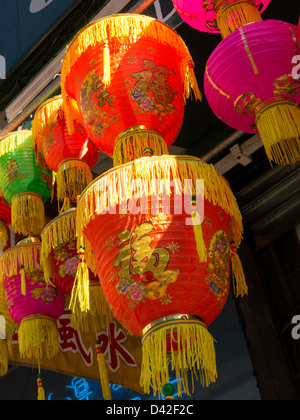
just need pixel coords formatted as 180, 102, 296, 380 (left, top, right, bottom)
61, 14, 201, 166
172, 0, 271, 38
204, 20, 300, 165
32, 96, 99, 210
75, 155, 247, 396
0, 131, 52, 236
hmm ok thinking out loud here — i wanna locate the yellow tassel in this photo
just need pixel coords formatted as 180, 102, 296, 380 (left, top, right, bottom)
215, 0, 262, 38
72, 280, 113, 333
20, 265, 26, 296
69, 245, 90, 313
191, 195, 207, 263
37, 375, 46, 400
103, 39, 111, 86
0, 339, 8, 377
255, 98, 300, 165
141, 317, 217, 397
95, 340, 111, 400
230, 241, 248, 297
37, 358, 45, 401
11, 192, 45, 237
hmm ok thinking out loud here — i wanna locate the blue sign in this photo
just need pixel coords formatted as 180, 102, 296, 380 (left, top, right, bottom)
0, 0, 79, 72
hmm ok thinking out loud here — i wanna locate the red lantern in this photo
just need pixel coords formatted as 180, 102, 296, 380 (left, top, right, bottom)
41, 208, 112, 333
76, 155, 246, 396
0, 196, 11, 251
32, 96, 99, 207
61, 14, 201, 166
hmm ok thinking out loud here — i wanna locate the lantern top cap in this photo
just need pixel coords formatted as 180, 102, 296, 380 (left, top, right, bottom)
0, 130, 33, 154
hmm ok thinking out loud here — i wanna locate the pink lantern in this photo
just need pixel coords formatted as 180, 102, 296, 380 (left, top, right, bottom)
0, 237, 65, 361
204, 20, 300, 165
172, 0, 271, 38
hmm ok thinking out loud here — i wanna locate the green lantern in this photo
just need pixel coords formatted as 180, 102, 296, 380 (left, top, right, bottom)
0, 131, 52, 236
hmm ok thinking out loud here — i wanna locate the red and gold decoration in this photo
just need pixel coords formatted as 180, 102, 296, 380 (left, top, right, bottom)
61, 14, 201, 165
76, 155, 246, 396
0, 131, 52, 236
32, 96, 99, 209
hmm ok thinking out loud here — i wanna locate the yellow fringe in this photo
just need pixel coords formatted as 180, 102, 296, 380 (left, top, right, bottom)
141, 319, 217, 396
0, 243, 40, 280
76, 155, 243, 256
0, 130, 33, 155
0, 339, 8, 377
32, 95, 63, 151
72, 281, 113, 333
18, 315, 60, 360
69, 245, 90, 313
230, 242, 248, 297
103, 39, 111, 87
255, 99, 300, 165
215, 0, 262, 38
61, 14, 201, 134
113, 129, 169, 166
0, 220, 8, 250
56, 159, 93, 204
11, 192, 45, 236
96, 341, 111, 400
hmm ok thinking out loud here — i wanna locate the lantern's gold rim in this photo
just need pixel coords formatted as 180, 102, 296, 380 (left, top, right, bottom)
41, 207, 76, 237
17, 236, 41, 245
142, 314, 205, 337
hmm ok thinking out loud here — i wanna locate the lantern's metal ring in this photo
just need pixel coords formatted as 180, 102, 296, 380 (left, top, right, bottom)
142, 314, 205, 338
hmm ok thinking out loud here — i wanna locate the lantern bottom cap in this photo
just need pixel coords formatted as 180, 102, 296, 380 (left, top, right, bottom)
140, 314, 217, 397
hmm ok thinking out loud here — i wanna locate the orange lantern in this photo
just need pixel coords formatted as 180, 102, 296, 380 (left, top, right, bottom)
32, 96, 99, 208
76, 155, 246, 396
61, 14, 201, 166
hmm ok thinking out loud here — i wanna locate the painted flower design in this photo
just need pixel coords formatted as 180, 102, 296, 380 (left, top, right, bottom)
217, 236, 227, 253
139, 96, 155, 112
131, 88, 144, 100
117, 278, 131, 294
64, 256, 79, 275
128, 283, 146, 302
